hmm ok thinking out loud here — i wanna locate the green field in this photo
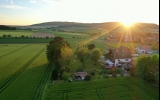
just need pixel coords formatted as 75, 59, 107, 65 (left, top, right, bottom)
0, 38, 53, 43
44, 77, 159, 100
0, 30, 34, 37
0, 44, 51, 100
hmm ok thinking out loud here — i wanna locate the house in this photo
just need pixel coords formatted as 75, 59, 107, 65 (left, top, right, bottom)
75, 72, 87, 80
136, 45, 153, 54
105, 59, 114, 66
108, 46, 132, 66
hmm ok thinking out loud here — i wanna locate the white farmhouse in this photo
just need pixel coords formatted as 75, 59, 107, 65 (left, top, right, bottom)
136, 45, 153, 54
108, 46, 132, 66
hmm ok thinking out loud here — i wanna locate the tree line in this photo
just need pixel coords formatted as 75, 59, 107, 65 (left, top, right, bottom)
0, 34, 54, 39
0, 25, 17, 30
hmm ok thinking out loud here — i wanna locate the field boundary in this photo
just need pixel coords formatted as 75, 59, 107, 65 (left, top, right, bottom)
31, 63, 52, 100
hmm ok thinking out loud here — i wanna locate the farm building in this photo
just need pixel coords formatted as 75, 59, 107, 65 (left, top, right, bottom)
136, 45, 153, 54
74, 72, 88, 80
108, 46, 132, 66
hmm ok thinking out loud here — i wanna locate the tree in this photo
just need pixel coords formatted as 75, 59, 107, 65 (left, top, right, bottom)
76, 48, 90, 68
21, 35, 25, 38
58, 46, 74, 70
87, 44, 95, 51
90, 48, 102, 65
46, 36, 72, 80
134, 55, 158, 82
51, 69, 58, 80
7, 34, 12, 38
2, 34, 7, 38
46, 36, 71, 63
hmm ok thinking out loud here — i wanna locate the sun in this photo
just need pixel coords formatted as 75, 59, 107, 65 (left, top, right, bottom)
121, 21, 135, 27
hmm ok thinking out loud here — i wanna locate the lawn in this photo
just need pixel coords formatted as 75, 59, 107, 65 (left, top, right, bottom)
44, 77, 159, 100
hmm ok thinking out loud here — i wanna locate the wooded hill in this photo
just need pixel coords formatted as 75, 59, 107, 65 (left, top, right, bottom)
18, 22, 159, 33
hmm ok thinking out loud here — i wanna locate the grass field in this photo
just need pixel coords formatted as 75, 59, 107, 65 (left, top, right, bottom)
0, 44, 51, 100
0, 30, 34, 37
44, 77, 159, 100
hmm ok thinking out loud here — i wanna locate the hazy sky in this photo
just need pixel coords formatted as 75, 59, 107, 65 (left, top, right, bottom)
0, 0, 159, 25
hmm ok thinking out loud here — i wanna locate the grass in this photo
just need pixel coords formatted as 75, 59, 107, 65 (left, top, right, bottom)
0, 38, 53, 43
0, 30, 34, 37
0, 47, 48, 100
0, 44, 46, 86
44, 77, 159, 100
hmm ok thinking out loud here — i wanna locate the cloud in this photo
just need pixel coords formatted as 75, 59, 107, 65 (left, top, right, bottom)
42, 0, 61, 3
11, 0, 13, 4
1, 5, 28, 9
30, 0, 38, 4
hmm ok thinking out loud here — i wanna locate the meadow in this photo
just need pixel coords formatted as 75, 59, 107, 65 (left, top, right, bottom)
0, 30, 34, 37
0, 44, 51, 100
44, 77, 159, 100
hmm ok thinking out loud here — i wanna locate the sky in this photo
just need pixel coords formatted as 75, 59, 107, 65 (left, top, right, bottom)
0, 0, 159, 25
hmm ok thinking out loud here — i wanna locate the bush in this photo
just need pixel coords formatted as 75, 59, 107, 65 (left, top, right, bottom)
106, 70, 113, 74
89, 72, 95, 75
62, 72, 70, 81
84, 75, 91, 81
98, 71, 103, 75
129, 67, 136, 76
100, 70, 107, 74
116, 68, 121, 74
103, 74, 109, 79
76, 69, 83, 72
112, 72, 117, 78
120, 72, 124, 77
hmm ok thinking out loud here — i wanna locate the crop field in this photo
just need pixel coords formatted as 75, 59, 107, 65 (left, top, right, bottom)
30, 32, 55, 38
0, 30, 34, 37
44, 77, 159, 100
0, 44, 52, 100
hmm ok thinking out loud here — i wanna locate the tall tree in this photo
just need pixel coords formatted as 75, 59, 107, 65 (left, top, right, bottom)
90, 48, 102, 65
59, 47, 74, 70
134, 55, 159, 82
46, 36, 72, 80
76, 48, 90, 68
87, 44, 95, 51
46, 36, 71, 63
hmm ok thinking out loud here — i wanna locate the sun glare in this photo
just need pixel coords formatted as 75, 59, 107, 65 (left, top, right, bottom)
121, 21, 134, 27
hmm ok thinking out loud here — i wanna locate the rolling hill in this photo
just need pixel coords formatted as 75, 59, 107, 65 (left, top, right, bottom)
18, 21, 159, 33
